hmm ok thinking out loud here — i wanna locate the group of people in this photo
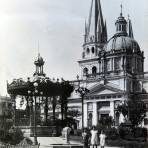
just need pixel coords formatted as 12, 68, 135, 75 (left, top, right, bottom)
82, 126, 106, 148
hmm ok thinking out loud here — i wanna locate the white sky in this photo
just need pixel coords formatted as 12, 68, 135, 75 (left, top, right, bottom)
0, 0, 148, 95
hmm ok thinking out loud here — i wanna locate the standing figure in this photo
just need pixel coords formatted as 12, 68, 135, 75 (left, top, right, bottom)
64, 126, 71, 144
99, 130, 106, 148
82, 128, 89, 148
90, 126, 99, 148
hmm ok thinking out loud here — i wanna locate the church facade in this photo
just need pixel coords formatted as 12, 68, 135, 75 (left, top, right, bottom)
68, 0, 148, 128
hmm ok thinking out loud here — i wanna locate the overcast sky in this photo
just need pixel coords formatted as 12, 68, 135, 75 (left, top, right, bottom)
0, 0, 148, 95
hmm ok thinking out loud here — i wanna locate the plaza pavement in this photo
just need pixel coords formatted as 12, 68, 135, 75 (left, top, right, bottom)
30, 137, 122, 148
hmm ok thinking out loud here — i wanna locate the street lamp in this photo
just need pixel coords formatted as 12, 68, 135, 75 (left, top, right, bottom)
28, 82, 39, 145
75, 75, 89, 129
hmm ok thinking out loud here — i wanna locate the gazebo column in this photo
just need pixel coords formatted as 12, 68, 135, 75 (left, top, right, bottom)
44, 97, 48, 124
92, 102, 97, 126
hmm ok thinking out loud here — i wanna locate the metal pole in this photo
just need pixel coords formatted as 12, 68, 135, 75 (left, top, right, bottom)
14, 102, 16, 126
82, 94, 84, 130
30, 102, 32, 127
33, 96, 38, 145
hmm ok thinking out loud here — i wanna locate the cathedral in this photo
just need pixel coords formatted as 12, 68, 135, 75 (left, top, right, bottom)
68, 0, 148, 128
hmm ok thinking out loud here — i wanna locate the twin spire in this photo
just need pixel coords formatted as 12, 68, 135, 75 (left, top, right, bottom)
127, 15, 134, 39
84, 0, 107, 45
84, 0, 134, 45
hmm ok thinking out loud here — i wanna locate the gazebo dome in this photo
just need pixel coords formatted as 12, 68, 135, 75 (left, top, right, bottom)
104, 35, 140, 53
34, 53, 44, 66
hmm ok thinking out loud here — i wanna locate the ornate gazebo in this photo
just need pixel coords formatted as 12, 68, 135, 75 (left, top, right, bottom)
7, 54, 73, 139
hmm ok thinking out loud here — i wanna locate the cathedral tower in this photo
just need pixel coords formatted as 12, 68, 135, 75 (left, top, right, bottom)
79, 0, 107, 79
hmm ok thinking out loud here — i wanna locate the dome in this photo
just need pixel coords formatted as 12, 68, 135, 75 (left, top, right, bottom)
104, 35, 140, 53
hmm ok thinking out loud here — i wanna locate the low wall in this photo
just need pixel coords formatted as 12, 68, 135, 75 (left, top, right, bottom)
17, 126, 62, 137
0, 145, 39, 148
48, 145, 83, 148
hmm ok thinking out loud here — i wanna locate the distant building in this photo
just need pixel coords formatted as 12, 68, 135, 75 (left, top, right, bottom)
68, 0, 148, 129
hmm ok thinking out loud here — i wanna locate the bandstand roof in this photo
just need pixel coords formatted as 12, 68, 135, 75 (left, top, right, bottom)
7, 76, 73, 97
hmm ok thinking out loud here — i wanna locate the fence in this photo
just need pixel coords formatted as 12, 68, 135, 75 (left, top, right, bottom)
0, 145, 39, 148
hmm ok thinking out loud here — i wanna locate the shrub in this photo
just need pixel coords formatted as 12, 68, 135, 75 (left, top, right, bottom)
8, 127, 24, 145
0, 127, 24, 145
106, 139, 124, 147
105, 127, 119, 140
118, 126, 132, 139
133, 127, 147, 139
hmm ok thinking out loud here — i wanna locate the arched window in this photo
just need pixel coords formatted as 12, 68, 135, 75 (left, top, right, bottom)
82, 52, 85, 59
114, 57, 121, 70
83, 67, 88, 75
92, 66, 97, 75
87, 48, 90, 54
91, 47, 95, 54
119, 25, 121, 31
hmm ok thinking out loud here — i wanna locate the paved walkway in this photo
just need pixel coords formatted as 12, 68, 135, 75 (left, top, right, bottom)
30, 137, 122, 148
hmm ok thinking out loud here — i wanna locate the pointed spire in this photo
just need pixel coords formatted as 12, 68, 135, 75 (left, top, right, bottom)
97, 0, 105, 43
87, 0, 94, 38
85, 0, 107, 45
127, 15, 134, 39
103, 20, 108, 42
84, 20, 87, 43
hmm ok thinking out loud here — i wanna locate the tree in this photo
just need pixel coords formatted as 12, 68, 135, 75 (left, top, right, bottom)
0, 104, 24, 144
67, 109, 81, 118
117, 95, 146, 127
128, 99, 146, 127
60, 80, 74, 121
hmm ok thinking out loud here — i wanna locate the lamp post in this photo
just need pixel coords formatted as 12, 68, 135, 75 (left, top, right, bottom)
75, 75, 89, 130
28, 82, 39, 145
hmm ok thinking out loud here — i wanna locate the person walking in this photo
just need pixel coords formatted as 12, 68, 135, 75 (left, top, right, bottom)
90, 126, 99, 148
64, 125, 71, 144
99, 130, 106, 148
82, 128, 89, 148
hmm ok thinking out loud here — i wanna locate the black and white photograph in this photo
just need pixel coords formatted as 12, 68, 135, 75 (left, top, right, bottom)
0, 0, 148, 148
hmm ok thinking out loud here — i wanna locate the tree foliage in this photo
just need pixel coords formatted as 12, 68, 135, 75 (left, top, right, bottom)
67, 109, 81, 118
117, 95, 146, 127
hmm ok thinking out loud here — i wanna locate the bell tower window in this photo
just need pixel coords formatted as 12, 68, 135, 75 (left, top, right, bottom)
91, 47, 95, 54
87, 48, 90, 54
92, 66, 97, 75
83, 67, 88, 76
82, 52, 85, 59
